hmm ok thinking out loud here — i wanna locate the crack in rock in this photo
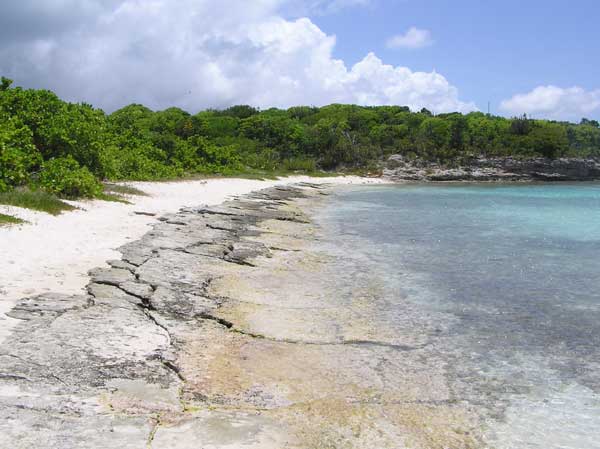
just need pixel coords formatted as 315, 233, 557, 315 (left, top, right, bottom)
196, 312, 234, 329
2, 184, 408, 448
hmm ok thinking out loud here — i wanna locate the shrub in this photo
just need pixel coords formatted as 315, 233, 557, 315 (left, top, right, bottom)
100, 140, 180, 180
239, 147, 280, 171
37, 156, 102, 198
0, 188, 75, 215
282, 157, 317, 172
189, 136, 242, 173
36, 103, 109, 175
0, 212, 23, 225
0, 117, 42, 191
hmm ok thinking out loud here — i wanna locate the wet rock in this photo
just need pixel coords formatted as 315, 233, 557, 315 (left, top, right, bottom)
222, 240, 272, 266
0, 183, 482, 448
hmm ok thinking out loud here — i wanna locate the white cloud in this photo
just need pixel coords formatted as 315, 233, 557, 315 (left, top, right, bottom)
296, 0, 371, 14
387, 27, 433, 49
0, 0, 474, 114
500, 85, 600, 121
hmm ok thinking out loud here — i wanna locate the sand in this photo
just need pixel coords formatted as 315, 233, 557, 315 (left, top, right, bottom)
0, 183, 481, 449
0, 176, 384, 344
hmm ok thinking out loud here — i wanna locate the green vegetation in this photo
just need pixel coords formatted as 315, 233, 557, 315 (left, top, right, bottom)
37, 156, 102, 199
0, 212, 23, 226
103, 183, 148, 197
95, 192, 130, 204
97, 183, 150, 204
1, 76, 600, 202
0, 189, 75, 215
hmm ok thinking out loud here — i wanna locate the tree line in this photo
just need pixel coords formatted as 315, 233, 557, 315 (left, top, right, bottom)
1, 77, 599, 197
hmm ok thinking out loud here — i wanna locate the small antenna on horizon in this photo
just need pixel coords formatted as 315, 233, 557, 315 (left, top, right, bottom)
487, 101, 491, 116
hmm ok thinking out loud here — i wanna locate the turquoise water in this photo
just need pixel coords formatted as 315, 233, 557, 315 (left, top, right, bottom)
319, 183, 600, 448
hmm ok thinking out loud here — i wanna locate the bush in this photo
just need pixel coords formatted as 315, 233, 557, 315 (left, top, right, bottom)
37, 156, 102, 198
4, 79, 600, 183
36, 103, 109, 175
239, 146, 280, 171
527, 123, 569, 158
282, 157, 317, 172
0, 188, 75, 214
100, 139, 180, 180
188, 136, 242, 173
0, 117, 42, 191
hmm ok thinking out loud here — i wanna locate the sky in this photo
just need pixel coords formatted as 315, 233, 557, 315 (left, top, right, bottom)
0, 0, 598, 121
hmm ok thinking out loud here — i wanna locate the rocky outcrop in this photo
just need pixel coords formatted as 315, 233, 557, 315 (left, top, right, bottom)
383, 155, 600, 182
0, 185, 320, 449
0, 183, 483, 449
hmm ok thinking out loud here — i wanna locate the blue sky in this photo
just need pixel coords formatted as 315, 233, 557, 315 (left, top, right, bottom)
0, 0, 597, 121
312, 0, 600, 117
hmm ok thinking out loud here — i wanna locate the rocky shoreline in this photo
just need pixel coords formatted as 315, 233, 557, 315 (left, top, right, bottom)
0, 183, 481, 449
383, 155, 600, 182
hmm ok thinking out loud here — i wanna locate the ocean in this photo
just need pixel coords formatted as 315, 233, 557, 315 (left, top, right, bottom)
317, 183, 600, 448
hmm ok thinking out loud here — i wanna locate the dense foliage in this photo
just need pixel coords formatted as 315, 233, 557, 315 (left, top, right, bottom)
1, 77, 599, 197
37, 156, 102, 199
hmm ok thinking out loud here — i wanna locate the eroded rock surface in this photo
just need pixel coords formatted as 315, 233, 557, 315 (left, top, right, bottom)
0, 184, 483, 448
384, 154, 600, 182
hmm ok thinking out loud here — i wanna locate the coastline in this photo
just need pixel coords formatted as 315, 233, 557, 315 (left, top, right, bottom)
0, 175, 385, 346
383, 155, 600, 182
0, 181, 479, 449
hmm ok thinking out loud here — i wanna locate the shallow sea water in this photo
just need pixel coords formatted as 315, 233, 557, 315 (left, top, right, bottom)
316, 183, 600, 449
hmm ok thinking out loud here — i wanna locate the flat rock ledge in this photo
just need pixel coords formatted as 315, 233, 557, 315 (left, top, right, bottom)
0, 183, 481, 449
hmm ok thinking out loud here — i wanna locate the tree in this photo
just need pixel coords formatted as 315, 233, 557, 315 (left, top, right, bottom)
369, 124, 408, 147
442, 113, 468, 151
2, 80, 600, 191
0, 77, 13, 91
36, 102, 110, 175
527, 123, 569, 158
0, 116, 42, 191
239, 114, 307, 159
287, 106, 319, 122
580, 118, 600, 128
109, 104, 154, 135
510, 114, 532, 135
194, 112, 239, 139
417, 117, 451, 159
220, 105, 259, 119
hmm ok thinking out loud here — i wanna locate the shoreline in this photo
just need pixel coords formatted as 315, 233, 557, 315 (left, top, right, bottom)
0, 182, 479, 448
383, 155, 600, 183
0, 175, 386, 346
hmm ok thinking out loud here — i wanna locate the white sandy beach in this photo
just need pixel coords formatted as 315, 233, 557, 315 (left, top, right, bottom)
0, 176, 384, 344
